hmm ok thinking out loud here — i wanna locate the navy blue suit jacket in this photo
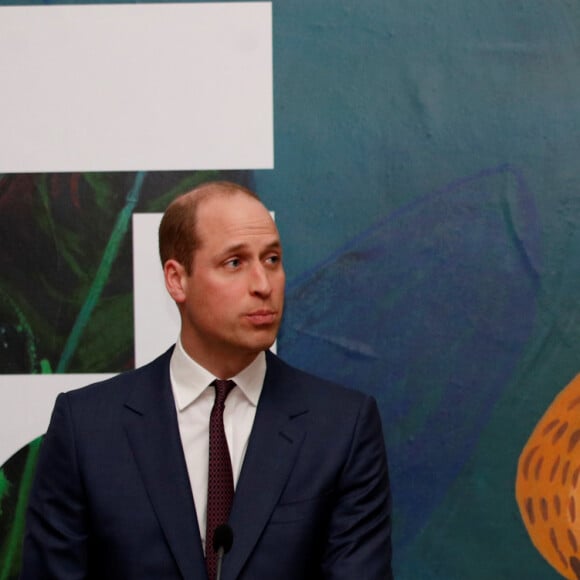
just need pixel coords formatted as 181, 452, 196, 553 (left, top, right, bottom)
21, 349, 392, 579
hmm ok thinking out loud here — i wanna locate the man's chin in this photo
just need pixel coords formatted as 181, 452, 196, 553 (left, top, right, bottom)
242, 334, 277, 355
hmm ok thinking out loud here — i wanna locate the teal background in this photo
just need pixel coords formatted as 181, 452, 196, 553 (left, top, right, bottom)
4, 0, 580, 578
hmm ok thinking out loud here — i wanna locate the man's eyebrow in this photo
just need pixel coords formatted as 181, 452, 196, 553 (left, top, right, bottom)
220, 239, 282, 255
264, 240, 283, 251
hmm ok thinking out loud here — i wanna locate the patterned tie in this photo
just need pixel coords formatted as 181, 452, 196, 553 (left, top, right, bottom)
206, 379, 236, 580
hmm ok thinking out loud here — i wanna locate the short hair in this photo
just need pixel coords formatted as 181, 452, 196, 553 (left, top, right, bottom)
158, 181, 261, 274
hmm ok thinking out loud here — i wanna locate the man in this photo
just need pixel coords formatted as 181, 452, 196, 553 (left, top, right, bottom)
21, 181, 393, 579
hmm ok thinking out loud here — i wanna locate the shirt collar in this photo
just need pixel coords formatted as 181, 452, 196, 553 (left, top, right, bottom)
170, 337, 266, 411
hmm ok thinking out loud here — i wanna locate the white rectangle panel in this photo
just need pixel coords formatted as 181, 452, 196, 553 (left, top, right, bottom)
0, 2, 273, 172
133, 213, 180, 367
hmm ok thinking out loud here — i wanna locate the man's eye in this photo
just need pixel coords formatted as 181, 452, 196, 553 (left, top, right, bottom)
225, 258, 241, 269
266, 255, 281, 265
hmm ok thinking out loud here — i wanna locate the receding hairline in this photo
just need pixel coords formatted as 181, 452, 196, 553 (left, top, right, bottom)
179, 180, 260, 206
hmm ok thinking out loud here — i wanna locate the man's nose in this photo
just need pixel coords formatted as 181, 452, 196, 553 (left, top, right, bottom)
250, 263, 272, 296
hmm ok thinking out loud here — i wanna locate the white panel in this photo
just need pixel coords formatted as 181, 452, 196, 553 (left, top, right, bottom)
133, 213, 180, 367
0, 2, 273, 172
0, 374, 114, 466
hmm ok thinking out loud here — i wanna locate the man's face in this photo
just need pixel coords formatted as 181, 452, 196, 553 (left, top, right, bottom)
176, 192, 285, 374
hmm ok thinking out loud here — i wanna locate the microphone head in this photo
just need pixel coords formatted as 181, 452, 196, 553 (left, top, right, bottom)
213, 524, 234, 554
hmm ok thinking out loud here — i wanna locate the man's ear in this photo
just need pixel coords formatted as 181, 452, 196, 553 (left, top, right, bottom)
164, 259, 188, 304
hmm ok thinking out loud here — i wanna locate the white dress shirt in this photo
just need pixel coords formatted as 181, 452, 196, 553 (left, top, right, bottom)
169, 338, 265, 553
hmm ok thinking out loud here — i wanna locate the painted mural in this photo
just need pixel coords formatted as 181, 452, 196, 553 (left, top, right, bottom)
3, 0, 580, 578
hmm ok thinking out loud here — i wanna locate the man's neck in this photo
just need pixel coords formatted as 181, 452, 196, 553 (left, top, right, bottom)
179, 336, 261, 379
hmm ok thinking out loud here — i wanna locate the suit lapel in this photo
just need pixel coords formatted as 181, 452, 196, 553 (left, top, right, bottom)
122, 350, 207, 580
224, 353, 308, 579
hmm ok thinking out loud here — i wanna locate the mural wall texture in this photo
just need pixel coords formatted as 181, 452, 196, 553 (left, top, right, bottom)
3, 0, 580, 578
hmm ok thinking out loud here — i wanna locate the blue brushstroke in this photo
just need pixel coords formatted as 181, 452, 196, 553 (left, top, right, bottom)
279, 164, 541, 551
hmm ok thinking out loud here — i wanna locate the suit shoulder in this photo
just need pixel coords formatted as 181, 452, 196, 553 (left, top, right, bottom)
63, 347, 173, 405
267, 351, 370, 405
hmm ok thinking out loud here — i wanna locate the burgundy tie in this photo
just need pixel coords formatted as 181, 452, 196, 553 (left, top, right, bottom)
206, 379, 236, 580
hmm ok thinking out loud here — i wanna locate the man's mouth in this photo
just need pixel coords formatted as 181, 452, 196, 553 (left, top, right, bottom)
246, 310, 277, 325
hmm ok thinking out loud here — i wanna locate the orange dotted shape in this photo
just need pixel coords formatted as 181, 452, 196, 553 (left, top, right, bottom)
517, 374, 580, 580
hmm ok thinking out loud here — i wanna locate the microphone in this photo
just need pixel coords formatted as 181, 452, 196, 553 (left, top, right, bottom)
213, 524, 234, 580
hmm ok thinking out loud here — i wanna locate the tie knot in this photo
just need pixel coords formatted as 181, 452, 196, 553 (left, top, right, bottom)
212, 379, 235, 406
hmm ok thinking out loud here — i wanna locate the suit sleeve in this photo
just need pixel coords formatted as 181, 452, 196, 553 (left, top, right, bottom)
321, 395, 393, 580
20, 392, 89, 579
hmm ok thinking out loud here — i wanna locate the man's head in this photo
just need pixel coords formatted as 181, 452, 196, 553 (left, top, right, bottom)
160, 181, 285, 377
